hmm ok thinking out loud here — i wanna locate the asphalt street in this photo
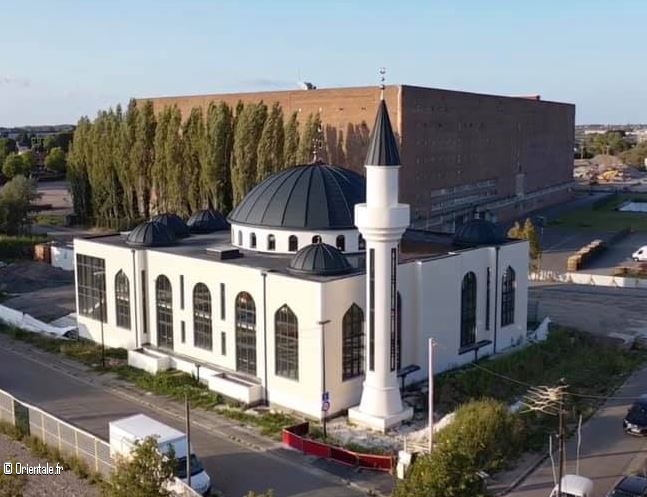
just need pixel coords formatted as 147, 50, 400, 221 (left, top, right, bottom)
0, 343, 366, 497
510, 364, 647, 497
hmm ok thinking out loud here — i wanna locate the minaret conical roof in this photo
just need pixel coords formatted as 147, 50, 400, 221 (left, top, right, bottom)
365, 99, 401, 166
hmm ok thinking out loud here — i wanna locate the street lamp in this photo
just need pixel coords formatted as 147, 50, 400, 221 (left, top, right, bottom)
317, 319, 331, 438
93, 270, 106, 369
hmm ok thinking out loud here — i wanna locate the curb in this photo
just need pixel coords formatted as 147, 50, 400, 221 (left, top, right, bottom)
492, 454, 549, 497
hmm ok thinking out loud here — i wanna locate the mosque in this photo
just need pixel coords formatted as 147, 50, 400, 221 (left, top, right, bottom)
73, 96, 528, 431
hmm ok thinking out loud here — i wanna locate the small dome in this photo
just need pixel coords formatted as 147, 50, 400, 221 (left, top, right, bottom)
288, 242, 353, 276
228, 163, 366, 230
150, 213, 189, 238
126, 221, 176, 247
453, 219, 506, 248
187, 209, 229, 234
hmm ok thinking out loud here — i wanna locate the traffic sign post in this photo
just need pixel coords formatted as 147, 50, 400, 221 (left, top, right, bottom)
321, 400, 330, 412
321, 392, 331, 438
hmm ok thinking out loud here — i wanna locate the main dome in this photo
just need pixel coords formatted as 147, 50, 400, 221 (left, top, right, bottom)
228, 163, 366, 230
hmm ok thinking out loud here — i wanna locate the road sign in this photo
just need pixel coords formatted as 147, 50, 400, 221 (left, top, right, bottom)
321, 400, 330, 412
322, 391, 329, 402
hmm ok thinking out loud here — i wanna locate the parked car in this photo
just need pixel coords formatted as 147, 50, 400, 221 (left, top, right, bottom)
623, 395, 647, 435
607, 475, 647, 497
549, 474, 594, 497
632, 246, 647, 261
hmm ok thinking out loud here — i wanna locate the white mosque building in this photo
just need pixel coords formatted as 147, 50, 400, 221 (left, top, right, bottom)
73, 97, 528, 431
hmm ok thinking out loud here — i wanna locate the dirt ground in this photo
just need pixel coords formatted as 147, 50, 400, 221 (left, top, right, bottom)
0, 434, 99, 497
0, 261, 73, 294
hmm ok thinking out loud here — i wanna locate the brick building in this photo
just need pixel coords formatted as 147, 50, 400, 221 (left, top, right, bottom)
141, 85, 575, 230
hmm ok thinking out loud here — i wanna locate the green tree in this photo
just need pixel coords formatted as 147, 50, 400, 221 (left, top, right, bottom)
296, 113, 325, 164
508, 218, 541, 269
0, 175, 39, 235
0, 137, 17, 165
584, 131, 630, 156
117, 99, 139, 224
283, 111, 299, 168
67, 116, 94, 222
20, 150, 36, 170
203, 101, 234, 213
620, 142, 647, 169
256, 102, 285, 182
165, 106, 185, 216
102, 436, 176, 497
130, 100, 156, 219
43, 131, 73, 153
182, 107, 205, 214
44, 147, 67, 173
231, 102, 268, 205
2, 153, 30, 178
152, 107, 171, 214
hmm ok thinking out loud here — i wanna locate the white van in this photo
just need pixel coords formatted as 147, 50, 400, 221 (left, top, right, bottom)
549, 474, 594, 497
109, 414, 211, 496
633, 246, 647, 261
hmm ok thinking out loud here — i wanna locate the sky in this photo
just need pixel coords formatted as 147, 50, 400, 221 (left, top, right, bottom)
1, 0, 645, 126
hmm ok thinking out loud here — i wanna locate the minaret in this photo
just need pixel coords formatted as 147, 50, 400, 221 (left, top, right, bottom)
348, 83, 413, 432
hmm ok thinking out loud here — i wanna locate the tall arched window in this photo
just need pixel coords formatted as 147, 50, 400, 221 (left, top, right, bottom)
460, 272, 477, 348
288, 235, 298, 252
358, 234, 366, 251
250, 233, 256, 249
235, 292, 257, 375
193, 283, 212, 350
312, 235, 322, 244
501, 266, 516, 327
237, 230, 243, 246
115, 270, 131, 329
156, 275, 174, 349
336, 235, 345, 251
396, 292, 402, 370
267, 234, 276, 251
275, 305, 299, 380
342, 304, 364, 380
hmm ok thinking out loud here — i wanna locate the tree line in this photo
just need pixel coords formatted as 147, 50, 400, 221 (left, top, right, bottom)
68, 99, 325, 229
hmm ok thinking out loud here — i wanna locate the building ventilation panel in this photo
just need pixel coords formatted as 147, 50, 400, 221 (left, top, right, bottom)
206, 246, 242, 260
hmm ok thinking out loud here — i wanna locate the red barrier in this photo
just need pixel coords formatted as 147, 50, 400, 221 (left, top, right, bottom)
282, 423, 394, 472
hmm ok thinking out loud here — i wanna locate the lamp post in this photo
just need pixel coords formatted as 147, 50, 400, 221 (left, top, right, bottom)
93, 270, 106, 369
428, 338, 436, 454
317, 319, 331, 438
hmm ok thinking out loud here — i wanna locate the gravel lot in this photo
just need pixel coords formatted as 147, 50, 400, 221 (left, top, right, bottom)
0, 434, 99, 497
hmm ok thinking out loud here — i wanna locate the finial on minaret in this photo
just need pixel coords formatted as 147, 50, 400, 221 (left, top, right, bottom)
379, 67, 386, 100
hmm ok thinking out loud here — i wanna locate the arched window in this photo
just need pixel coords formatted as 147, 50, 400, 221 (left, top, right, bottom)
275, 305, 299, 380
267, 234, 276, 251
288, 235, 298, 252
501, 266, 516, 327
342, 304, 364, 380
460, 272, 477, 348
193, 283, 212, 350
156, 275, 173, 349
358, 234, 366, 250
396, 292, 402, 370
115, 270, 131, 329
250, 233, 256, 249
237, 230, 243, 246
235, 292, 257, 375
312, 235, 322, 244
336, 235, 345, 251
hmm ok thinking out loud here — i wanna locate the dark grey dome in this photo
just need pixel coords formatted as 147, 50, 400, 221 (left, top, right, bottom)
288, 242, 353, 276
187, 209, 229, 234
126, 221, 176, 247
150, 213, 189, 238
228, 163, 366, 230
453, 219, 506, 247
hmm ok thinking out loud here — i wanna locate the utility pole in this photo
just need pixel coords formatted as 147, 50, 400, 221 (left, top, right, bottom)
521, 381, 568, 496
185, 393, 191, 488
428, 337, 435, 454
93, 270, 106, 369
318, 319, 331, 438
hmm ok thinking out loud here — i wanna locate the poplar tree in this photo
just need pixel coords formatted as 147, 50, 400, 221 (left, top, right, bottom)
116, 99, 139, 224
296, 113, 325, 164
256, 102, 285, 182
203, 102, 234, 213
152, 107, 171, 214
67, 117, 94, 222
182, 107, 205, 214
165, 106, 185, 216
283, 111, 300, 168
130, 100, 156, 219
231, 102, 267, 205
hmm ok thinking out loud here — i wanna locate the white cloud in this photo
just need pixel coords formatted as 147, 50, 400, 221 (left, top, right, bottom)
0, 75, 30, 88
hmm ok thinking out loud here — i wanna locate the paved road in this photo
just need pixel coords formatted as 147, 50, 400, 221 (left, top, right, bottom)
510, 365, 647, 497
0, 343, 366, 497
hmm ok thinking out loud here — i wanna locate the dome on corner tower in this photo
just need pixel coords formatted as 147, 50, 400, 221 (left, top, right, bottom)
126, 221, 176, 247
228, 163, 366, 230
150, 213, 189, 238
187, 209, 229, 234
453, 219, 506, 248
288, 242, 353, 276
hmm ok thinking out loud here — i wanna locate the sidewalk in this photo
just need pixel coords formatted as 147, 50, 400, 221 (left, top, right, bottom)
0, 333, 395, 497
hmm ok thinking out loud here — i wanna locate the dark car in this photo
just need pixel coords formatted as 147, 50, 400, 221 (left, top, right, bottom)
607, 475, 647, 497
623, 396, 647, 435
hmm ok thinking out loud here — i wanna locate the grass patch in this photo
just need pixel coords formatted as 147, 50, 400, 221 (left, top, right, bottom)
0, 234, 47, 260
34, 214, 67, 227
550, 193, 647, 231
215, 408, 298, 440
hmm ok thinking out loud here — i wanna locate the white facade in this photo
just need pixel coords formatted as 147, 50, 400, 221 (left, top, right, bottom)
73, 235, 528, 421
